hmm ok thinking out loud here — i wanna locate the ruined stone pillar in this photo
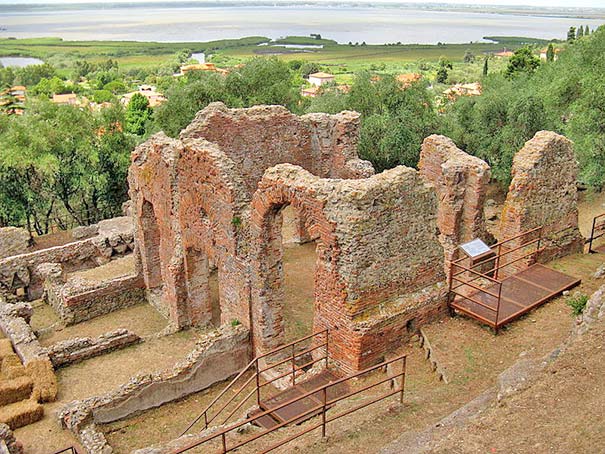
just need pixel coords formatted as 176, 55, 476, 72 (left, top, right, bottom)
498, 131, 584, 273
419, 135, 492, 276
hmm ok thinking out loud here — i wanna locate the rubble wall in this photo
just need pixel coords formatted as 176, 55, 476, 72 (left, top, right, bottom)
419, 135, 492, 272
0, 217, 135, 301
250, 164, 445, 371
499, 131, 584, 268
58, 326, 250, 453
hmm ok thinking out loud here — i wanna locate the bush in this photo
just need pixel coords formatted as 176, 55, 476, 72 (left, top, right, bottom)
566, 293, 589, 316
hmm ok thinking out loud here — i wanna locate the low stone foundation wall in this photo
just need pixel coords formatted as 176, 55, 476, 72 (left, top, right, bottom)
44, 329, 142, 368
58, 325, 251, 453
45, 270, 144, 325
0, 217, 135, 301
0, 301, 47, 365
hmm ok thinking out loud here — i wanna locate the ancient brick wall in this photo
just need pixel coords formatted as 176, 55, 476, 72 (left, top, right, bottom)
419, 135, 492, 273
250, 164, 445, 371
180, 102, 373, 196
499, 131, 584, 269
0, 217, 135, 301
129, 104, 373, 335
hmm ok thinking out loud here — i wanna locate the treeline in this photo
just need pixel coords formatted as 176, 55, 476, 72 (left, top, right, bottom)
1, 26, 605, 233
0, 101, 135, 233
441, 25, 605, 186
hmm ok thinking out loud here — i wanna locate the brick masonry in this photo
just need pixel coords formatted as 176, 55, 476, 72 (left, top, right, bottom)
499, 131, 584, 272
129, 105, 584, 374
419, 135, 493, 275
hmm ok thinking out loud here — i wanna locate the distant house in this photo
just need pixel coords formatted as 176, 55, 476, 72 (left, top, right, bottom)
0, 85, 26, 115
443, 82, 482, 100
396, 73, 422, 88
52, 93, 78, 105
540, 47, 561, 61
180, 63, 229, 76
494, 50, 514, 58
121, 85, 166, 108
308, 72, 335, 87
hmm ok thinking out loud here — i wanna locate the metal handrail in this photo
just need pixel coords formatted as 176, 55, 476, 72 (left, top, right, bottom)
52, 448, 78, 454
588, 213, 605, 253
181, 329, 329, 436
448, 227, 544, 330
172, 353, 407, 454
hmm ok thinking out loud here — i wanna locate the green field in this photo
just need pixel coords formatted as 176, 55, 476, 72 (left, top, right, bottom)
0, 35, 551, 73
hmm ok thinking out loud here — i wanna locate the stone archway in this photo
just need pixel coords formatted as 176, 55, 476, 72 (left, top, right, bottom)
249, 170, 345, 359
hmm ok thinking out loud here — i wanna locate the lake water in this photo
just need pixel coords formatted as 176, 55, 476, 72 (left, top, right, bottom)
0, 56, 44, 67
0, 5, 603, 44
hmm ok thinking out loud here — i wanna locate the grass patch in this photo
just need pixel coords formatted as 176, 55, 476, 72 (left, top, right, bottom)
566, 293, 589, 316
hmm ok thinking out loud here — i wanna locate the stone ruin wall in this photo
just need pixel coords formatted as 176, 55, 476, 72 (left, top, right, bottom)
419, 135, 493, 275
129, 103, 584, 373
0, 217, 135, 301
58, 325, 250, 454
499, 131, 584, 272
250, 164, 446, 370
128, 102, 375, 335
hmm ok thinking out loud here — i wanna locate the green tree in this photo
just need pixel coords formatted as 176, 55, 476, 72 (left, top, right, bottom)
125, 93, 152, 136
577, 25, 584, 39
436, 58, 453, 83
567, 26, 576, 43
483, 57, 489, 76
546, 43, 555, 62
463, 50, 475, 63
505, 47, 540, 78
0, 100, 134, 232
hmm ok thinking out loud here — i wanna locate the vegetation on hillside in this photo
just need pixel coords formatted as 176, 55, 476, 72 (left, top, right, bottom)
1, 26, 604, 233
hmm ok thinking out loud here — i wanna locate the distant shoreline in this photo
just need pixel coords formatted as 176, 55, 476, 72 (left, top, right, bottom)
1, 1, 605, 20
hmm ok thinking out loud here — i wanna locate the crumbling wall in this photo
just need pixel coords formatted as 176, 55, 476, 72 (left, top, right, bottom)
44, 329, 141, 368
0, 217, 135, 300
58, 326, 250, 454
129, 104, 373, 332
250, 164, 445, 371
44, 264, 144, 325
499, 131, 584, 268
180, 102, 373, 196
419, 135, 492, 272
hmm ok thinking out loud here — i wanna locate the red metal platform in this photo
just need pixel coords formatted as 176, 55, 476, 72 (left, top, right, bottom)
251, 369, 349, 429
451, 263, 580, 329
449, 227, 581, 332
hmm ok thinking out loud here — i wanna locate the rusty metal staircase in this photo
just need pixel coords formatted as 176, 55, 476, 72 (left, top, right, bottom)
177, 330, 407, 454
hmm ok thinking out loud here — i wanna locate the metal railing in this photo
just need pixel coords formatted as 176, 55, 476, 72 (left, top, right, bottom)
587, 213, 605, 253
448, 227, 544, 331
181, 330, 329, 436
172, 353, 406, 454
52, 448, 78, 454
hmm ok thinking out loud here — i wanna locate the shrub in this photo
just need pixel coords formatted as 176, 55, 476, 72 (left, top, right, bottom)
566, 293, 589, 316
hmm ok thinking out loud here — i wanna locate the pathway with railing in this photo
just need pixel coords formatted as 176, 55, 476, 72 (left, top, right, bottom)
448, 227, 581, 332
176, 330, 406, 454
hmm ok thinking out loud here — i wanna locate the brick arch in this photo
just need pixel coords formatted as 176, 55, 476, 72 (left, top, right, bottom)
249, 170, 345, 356
177, 138, 252, 328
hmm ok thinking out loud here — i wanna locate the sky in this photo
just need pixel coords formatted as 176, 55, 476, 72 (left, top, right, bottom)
0, 0, 603, 6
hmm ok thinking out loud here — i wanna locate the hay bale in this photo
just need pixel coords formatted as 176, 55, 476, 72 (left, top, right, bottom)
0, 340, 13, 359
0, 355, 26, 380
0, 376, 33, 406
0, 400, 43, 430
25, 360, 57, 403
